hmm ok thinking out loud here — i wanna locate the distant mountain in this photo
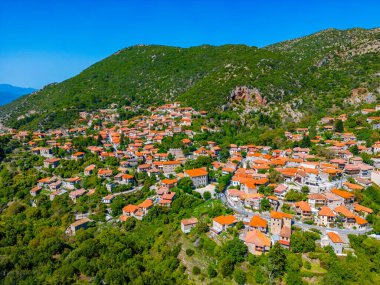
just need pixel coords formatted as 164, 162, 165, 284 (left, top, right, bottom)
0, 84, 36, 106
0, 28, 379, 130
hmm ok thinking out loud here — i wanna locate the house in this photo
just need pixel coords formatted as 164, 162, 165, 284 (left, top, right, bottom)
121, 174, 134, 184
65, 218, 91, 236
158, 192, 176, 207
308, 193, 327, 209
279, 226, 291, 249
334, 205, 356, 228
40, 147, 53, 158
248, 215, 267, 233
274, 184, 288, 198
270, 211, 292, 235
211, 215, 237, 234
162, 160, 181, 176
63, 177, 81, 190
137, 199, 153, 217
72, 151, 85, 160
321, 231, 344, 255
184, 168, 208, 188
98, 169, 113, 178
316, 206, 336, 227
181, 217, 198, 233
102, 194, 115, 204
69, 189, 86, 203
161, 178, 178, 189
49, 189, 67, 201
331, 189, 355, 205
370, 170, 380, 186
122, 204, 139, 216
84, 164, 96, 176
44, 158, 60, 169
294, 201, 312, 219
353, 203, 373, 218
30, 186, 42, 196
324, 192, 344, 209
245, 230, 271, 255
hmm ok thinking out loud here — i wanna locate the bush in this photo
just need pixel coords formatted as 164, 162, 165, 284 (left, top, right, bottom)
203, 191, 211, 200
234, 268, 247, 285
192, 266, 201, 275
186, 248, 195, 257
207, 265, 217, 278
304, 260, 312, 270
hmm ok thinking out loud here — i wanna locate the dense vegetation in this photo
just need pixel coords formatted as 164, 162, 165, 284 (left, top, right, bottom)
1, 28, 379, 130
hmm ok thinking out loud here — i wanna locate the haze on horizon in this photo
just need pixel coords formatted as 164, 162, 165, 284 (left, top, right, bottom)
0, 0, 379, 89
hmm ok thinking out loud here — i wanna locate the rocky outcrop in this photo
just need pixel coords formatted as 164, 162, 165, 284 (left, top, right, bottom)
345, 88, 376, 104
229, 86, 266, 105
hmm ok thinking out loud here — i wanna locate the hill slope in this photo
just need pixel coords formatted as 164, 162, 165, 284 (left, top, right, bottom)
0, 84, 36, 106
1, 28, 379, 130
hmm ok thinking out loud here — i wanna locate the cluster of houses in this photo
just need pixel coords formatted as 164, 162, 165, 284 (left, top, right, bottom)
1, 102, 377, 246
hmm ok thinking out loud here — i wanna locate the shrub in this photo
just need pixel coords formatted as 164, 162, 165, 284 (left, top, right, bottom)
192, 266, 201, 275
186, 248, 195, 257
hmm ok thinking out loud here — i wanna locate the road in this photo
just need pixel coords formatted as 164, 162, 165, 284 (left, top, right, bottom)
218, 192, 372, 236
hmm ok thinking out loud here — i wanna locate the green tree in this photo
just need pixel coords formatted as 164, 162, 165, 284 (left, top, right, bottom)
334, 119, 344, 133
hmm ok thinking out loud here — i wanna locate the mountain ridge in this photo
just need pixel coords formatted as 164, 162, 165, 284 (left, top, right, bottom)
1, 27, 379, 130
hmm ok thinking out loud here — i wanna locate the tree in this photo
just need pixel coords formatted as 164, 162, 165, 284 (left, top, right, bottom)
268, 242, 287, 278
285, 189, 303, 202
222, 238, 248, 264
349, 144, 359, 155
260, 198, 271, 211
334, 119, 344, 133
207, 265, 217, 278
203, 191, 211, 200
300, 136, 311, 148
234, 268, 247, 285
219, 258, 234, 277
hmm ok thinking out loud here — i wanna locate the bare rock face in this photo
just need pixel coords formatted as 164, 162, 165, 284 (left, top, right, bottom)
345, 88, 376, 104
229, 86, 266, 105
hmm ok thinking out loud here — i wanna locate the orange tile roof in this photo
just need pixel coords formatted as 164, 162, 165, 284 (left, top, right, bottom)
331, 188, 354, 199
185, 168, 208, 177
245, 230, 271, 247
343, 182, 364, 191
295, 201, 311, 212
354, 203, 373, 214
181, 217, 198, 226
270, 211, 293, 219
249, 215, 267, 228
354, 215, 368, 225
334, 205, 355, 218
327, 232, 343, 243
122, 204, 139, 213
213, 215, 237, 225
138, 199, 153, 208
318, 206, 336, 217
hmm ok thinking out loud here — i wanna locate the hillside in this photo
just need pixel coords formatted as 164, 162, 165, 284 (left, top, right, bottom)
1, 28, 379, 130
0, 84, 36, 106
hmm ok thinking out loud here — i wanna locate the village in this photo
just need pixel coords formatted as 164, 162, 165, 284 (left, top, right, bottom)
3, 102, 380, 257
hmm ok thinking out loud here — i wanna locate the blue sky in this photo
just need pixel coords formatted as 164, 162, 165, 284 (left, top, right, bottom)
0, 0, 379, 89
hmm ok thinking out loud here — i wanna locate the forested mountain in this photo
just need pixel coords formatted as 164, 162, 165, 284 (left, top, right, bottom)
0, 28, 379, 130
0, 84, 36, 106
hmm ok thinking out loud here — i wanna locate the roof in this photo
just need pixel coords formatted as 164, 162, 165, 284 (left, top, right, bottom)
295, 201, 311, 212
280, 226, 291, 238
318, 206, 336, 217
270, 211, 293, 220
327, 232, 343, 243
213, 215, 237, 225
138, 199, 153, 208
185, 168, 208, 177
123, 204, 139, 213
334, 205, 355, 218
249, 215, 267, 228
354, 215, 368, 225
71, 217, 91, 227
331, 188, 354, 199
354, 203, 373, 214
181, 217, 198, 226
245, 230, 271, 247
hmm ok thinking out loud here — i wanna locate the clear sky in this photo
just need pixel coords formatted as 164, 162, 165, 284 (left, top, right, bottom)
0, 0, 379, 89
